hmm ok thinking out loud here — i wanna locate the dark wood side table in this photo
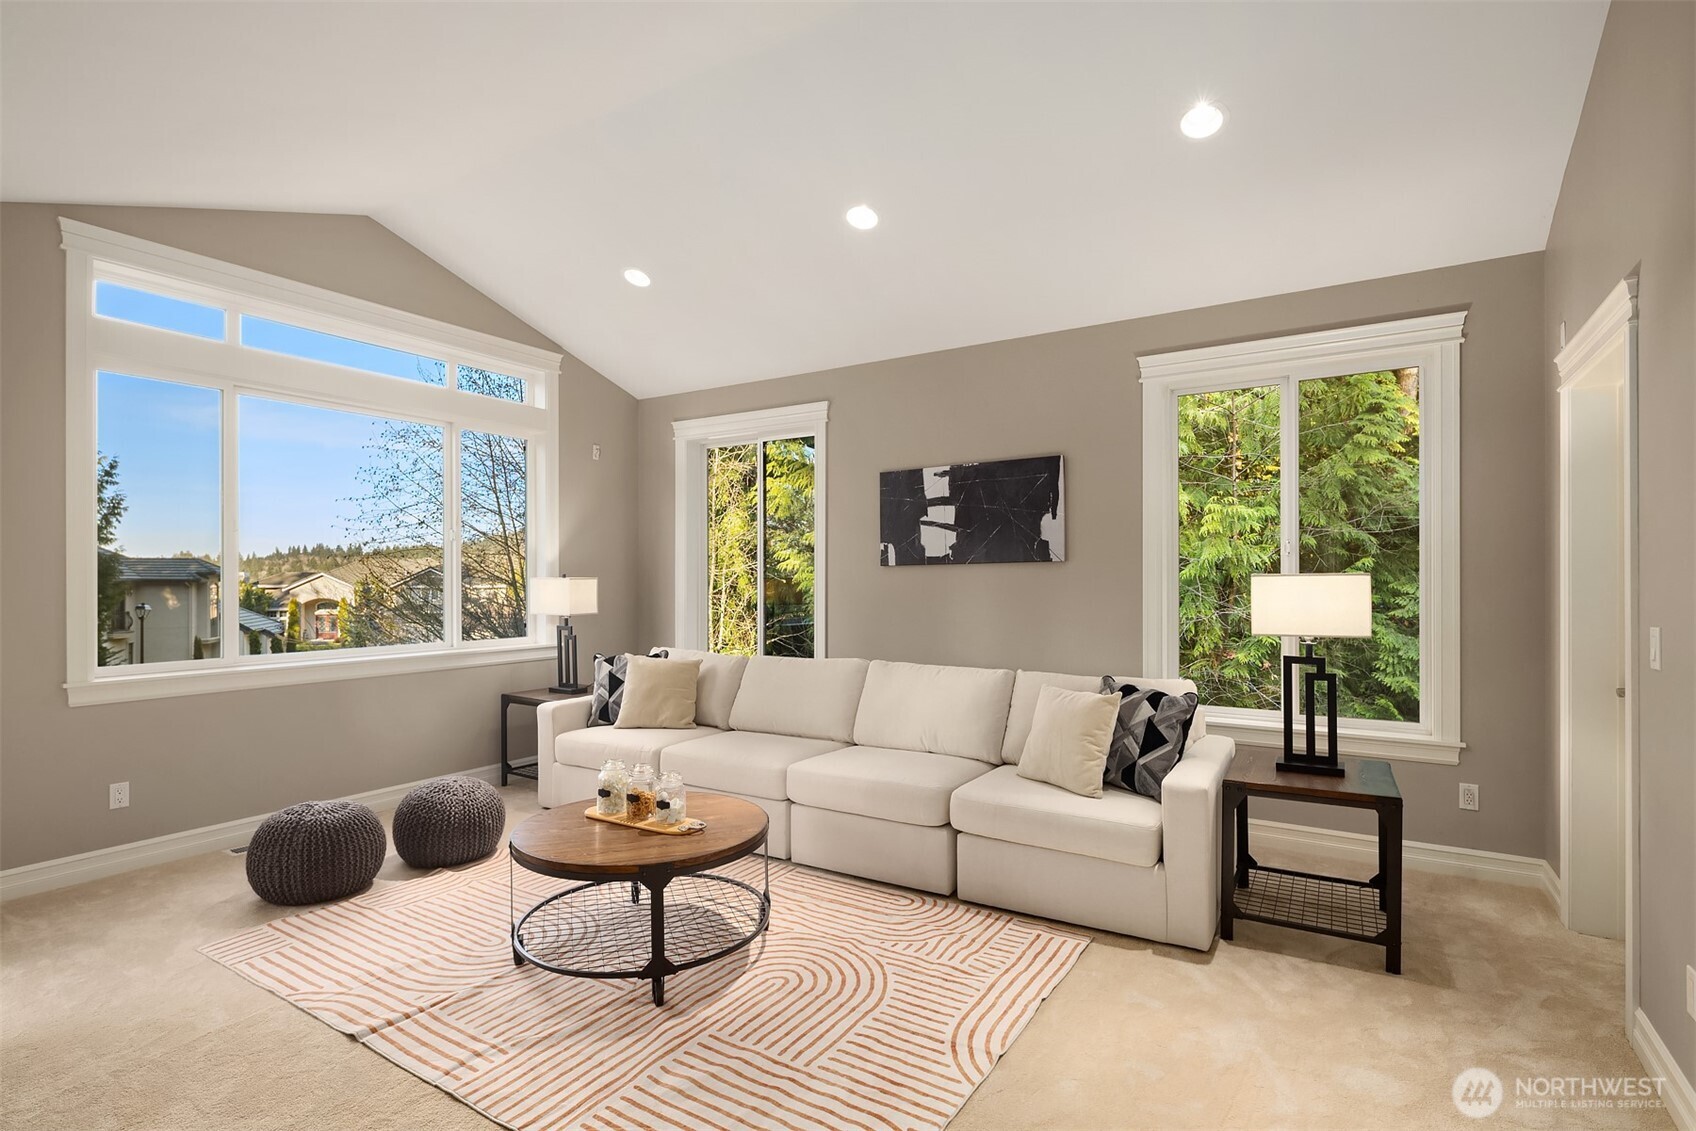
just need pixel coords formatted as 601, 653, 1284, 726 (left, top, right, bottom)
1220, 747, 1404, 973
500, 688, 591, 786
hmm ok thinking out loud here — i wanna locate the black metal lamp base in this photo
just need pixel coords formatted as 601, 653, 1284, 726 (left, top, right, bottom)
550, 683, 588, 696
1276, 759, 1346, 777
1281, 640, 1345, 776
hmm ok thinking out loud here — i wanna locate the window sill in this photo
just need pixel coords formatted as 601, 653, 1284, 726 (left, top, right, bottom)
1205, 716, 1464, 765
67, 643, 554, 706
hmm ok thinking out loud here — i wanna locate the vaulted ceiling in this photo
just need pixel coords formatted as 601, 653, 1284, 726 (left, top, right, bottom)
2, 2, 1608, 397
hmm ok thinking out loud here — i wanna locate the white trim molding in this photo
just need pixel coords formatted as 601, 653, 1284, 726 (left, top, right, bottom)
1632, 1008, 1696, 1131
672, 401, 829, 654
1138, 312, 1466, 763
0, 763, 501, 902
1247, 817, 1558, 906
63, 219, 562, 705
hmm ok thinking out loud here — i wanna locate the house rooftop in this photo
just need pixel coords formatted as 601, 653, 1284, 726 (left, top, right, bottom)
113, 556, 219, 583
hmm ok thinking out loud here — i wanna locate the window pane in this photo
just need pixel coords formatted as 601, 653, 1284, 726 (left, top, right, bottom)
1298, 369, 1421, 721
762, 437, 815, 657
239, 397, 444, 652
94, 281, 224, 340
458, 364, 527, 404
239, 316, 447, 386
95, 372, 221, 666
706, 443, 758, 656
460, 430, 528, 640
1176, 385, 1282, 710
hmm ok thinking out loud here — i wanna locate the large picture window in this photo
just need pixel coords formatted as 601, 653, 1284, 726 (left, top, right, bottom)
1140, 314, 1464, 762
66, 220, 560, 704
674, 403, 827, 657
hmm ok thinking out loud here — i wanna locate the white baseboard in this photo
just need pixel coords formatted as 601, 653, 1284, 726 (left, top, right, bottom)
0, 764, 501, 903
1248, 816, 1561, 908
1632, 1007, 1696, 1130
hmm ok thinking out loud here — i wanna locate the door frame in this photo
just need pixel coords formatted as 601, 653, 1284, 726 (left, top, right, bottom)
1553, 277, 1639, 1025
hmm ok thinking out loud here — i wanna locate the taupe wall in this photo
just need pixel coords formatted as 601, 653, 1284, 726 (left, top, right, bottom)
636, 253, 1551, 859
0, 204, 637, 869
1544, 0, 1695, 1083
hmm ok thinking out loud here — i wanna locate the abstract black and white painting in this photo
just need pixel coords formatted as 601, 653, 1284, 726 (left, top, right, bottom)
879, 455, 1065, 566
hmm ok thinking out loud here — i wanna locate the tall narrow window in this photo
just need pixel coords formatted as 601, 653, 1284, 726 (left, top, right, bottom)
95, 372, 222, 666
677, 404, 827, 657
460, 429, 528, 641
1141, 315, 1462, 762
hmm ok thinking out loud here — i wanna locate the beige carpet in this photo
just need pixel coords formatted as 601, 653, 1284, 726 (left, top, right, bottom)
201, 854, 1086, 1130
0, 785, 1670, 1130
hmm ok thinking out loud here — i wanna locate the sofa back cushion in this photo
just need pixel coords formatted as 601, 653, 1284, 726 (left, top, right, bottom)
1000, 670, 1206, 763
852, 661, 1016, 764
649, 646, 748, 729
728, 656, 870, 742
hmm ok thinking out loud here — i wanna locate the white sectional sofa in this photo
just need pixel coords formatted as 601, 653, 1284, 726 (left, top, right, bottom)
536, 650, 1235, 950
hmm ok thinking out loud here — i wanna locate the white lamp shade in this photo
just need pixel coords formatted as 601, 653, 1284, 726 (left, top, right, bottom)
529, 576, 598, 617
1250, 573, 1372, 638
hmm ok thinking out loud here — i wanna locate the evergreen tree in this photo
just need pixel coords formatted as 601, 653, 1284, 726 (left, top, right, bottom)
95, 454, 128, 666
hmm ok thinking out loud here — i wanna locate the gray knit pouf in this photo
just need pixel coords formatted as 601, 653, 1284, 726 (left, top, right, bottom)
392, 776, 506, 868
245, 800, 387, 906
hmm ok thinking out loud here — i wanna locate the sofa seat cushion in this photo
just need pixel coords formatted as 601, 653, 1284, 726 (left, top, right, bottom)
659, 731, 847, 801
555, 726, 724, 771
787, 746, 992, 827
950, 765, 1162, 868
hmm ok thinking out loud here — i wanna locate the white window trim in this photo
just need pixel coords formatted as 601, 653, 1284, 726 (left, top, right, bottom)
673, 402, 828, 656
63, 219, 562, 706
1138, 312, 1466, 764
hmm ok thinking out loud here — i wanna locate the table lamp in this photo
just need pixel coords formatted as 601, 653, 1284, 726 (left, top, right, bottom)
1250, 573, 1372, 776
530, 577, 598, 694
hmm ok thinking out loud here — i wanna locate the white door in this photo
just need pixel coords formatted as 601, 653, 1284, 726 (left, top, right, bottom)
1556, 279, 1638, 951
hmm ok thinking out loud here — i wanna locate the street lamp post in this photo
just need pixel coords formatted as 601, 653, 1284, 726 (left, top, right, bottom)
134, 602, 151, 664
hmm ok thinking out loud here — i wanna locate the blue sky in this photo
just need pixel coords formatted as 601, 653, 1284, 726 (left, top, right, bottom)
93, 283, 516, 562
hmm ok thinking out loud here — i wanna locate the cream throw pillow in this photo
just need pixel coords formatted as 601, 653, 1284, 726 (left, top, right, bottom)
1016, 684, 1119, 798
614, 657, 703, 729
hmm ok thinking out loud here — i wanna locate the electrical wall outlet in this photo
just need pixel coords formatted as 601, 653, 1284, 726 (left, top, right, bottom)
1686, 966, 1694, 1020
1650, 627, 1662, 671
109, 781, 130, 810
1459, 783, 1479, 811
591, 444, 601, 461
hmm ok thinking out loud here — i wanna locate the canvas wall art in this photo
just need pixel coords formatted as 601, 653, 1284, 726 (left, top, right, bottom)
879, 454, 1065, 566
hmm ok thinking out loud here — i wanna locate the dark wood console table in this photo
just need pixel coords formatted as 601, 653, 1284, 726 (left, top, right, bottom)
1220, 747, 1404, 973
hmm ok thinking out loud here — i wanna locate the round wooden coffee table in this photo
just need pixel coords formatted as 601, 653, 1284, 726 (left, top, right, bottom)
507, 792, 769, 1006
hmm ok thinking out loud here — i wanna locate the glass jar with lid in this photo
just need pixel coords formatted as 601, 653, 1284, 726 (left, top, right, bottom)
596, 760, 628, 817
655, 771, 687, 825
626, 763, 657, 822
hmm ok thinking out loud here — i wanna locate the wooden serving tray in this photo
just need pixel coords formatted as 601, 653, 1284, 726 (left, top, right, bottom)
583, 806, 706, 836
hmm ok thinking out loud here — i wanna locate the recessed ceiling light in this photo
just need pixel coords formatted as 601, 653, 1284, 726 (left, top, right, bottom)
623, 268, 651, 287
845, 204, 879, 230
1180, 100, 1225, 140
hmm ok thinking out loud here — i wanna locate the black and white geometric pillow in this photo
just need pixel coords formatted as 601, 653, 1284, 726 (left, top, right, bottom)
587, 649, 668, 727
1099, 676, 1199, 802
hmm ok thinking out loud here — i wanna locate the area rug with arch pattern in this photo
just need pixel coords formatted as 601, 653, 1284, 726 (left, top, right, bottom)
202, 854, 1088, 1130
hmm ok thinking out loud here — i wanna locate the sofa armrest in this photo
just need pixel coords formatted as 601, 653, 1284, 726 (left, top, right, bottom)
1160, 733, 1235, 950
535, 698, 594, 808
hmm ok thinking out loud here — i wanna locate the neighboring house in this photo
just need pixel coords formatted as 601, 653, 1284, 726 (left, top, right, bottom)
249, 569, 356, 642
106, 556, 219, 664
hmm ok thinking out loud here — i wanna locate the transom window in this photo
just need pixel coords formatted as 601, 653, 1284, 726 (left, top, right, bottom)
65, 220, 561, 705
1139, 314, 1464, 762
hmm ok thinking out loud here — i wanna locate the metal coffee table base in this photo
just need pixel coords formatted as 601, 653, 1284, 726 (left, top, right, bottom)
510, 855, 770, 1006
